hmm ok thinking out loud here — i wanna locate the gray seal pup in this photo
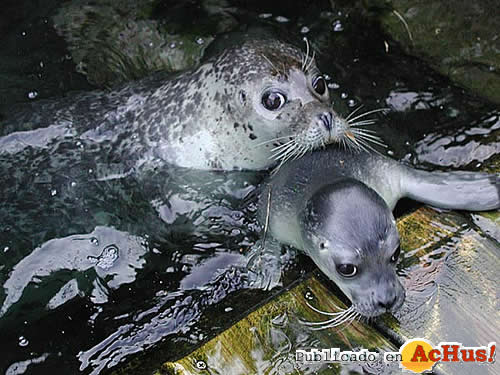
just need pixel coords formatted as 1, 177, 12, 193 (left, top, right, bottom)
0, 38, 364, 171
256, 148, 499, 319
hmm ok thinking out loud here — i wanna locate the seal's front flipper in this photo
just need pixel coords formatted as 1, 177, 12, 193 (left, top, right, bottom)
402, 167, 500, 211
246, 239, 285, 291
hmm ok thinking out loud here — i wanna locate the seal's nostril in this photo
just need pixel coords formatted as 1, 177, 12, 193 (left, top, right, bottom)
378, 296, 397, 310
319, 112, 333, 131
327, 111, 333, 126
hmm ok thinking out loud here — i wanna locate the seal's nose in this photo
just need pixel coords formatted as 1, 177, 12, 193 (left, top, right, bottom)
318, 111, 333, 131
377, 296, 397, 310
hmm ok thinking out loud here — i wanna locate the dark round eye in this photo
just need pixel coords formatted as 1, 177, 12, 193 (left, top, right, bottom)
262, 90, 286, 111
312, 75, 326, 96
390, 246, 401, 263
319, 242, 326, 250
336, 264, 358, 277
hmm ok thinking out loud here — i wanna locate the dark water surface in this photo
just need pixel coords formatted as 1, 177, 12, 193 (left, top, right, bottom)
0, 0, 498, 374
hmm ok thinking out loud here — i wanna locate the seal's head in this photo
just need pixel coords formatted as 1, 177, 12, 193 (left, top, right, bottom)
300, 179, 405, 317
209, 39, 355, 169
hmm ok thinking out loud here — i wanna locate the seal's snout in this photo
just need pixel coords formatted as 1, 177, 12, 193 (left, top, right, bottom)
318, 111, 333, 131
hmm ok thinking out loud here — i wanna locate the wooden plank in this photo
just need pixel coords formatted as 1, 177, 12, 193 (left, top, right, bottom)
158, 275, 398, 374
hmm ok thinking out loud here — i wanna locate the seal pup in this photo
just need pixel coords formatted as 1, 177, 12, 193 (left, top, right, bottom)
0, 38, 367, 171
256, 148, 499, 319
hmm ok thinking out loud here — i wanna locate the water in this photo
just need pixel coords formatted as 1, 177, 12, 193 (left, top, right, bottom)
0, 0, 498, 374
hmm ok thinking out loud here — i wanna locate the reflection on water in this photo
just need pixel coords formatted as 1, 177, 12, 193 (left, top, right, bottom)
410, 112, 499, 169
1, 226, 147, 317
1, 1, 499, 374
0, 162, 265, 373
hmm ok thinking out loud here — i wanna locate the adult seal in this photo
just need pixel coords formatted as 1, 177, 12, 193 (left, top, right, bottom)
256, 148, 499, 318
0, 38, 359, 171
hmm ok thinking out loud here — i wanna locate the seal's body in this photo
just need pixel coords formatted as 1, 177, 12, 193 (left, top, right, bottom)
1, 39, 353, 171
259, 148, 499, 317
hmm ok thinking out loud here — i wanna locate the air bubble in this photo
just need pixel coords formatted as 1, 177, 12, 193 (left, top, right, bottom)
19, 336, 29, 347
275, 16, 290, 23
332, 20, 344, 32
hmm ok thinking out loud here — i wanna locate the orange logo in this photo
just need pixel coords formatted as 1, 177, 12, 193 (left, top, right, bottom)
391, 339, 496, 373
400, 339, 437, 373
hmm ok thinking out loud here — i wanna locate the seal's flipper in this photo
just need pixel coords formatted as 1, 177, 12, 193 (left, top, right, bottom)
402, 168, 500, 211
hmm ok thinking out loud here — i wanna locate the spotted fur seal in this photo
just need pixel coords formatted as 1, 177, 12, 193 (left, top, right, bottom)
0, 38, 363, 171
256, 148, 499, 319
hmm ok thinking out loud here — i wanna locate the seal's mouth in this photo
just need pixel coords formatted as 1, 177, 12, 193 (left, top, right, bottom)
256, 107, 388, 171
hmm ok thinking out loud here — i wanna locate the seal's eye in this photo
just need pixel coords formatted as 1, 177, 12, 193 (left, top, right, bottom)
312, 75, 327, 96
336, 264, 358, 278
390, 246, 401, 263
262, 90, 286, 111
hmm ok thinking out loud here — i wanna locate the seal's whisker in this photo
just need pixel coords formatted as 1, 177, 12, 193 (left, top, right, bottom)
343, 311, 361, 328
271, 142, 297, 160
332, 311, 359, 329
351, 130, 387, 148
305, 50, 316, 74
280, 146, 299, 164
351, 135, 383, 155
295, 145, 307, 160
256, 136, 295, 147
350, 127, 385, 140
261, 54, 280, 75
299, 308, 353, 326
351, 134, 379, 151
291, 145, 303, 161
302, 37, 311, 72
270, 139, 296, 153
349, 120, 377, 126
271, 139, 296, 154
272, 143, 295, 162
307, 309, 359, 330
305, 300, 346, 316
323, 309, 359, 328
274, 149, 296, 163
345, 105, 365, 121
347, 108, 389, 123
346, 136, 363, 153
352, 127, 378, 134
346, 134, 366, 154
